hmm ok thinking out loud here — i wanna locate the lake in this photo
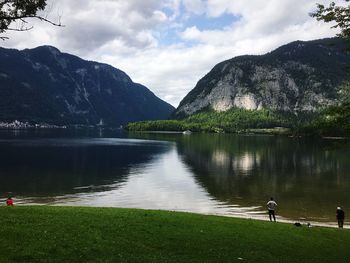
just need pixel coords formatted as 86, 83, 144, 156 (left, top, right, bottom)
0, 129, 349, 226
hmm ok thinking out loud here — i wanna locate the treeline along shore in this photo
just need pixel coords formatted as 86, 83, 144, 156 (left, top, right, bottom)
126, 107, 350, 138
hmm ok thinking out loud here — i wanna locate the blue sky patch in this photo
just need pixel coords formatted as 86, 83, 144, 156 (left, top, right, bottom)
158, 8, 240, 47
185, 13, 239, 31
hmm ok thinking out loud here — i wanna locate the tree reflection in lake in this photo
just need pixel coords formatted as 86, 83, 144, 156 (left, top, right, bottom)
174, 134, 350, 222
0, 138, 170, 202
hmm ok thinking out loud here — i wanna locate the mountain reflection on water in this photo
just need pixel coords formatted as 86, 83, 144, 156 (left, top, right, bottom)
174, 134, 350, 222
0, 137, 170, 197
0, 130, 349, 226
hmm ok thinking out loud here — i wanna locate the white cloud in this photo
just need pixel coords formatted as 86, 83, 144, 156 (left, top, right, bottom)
0, 0, 340, 107
183, 0, 207, 15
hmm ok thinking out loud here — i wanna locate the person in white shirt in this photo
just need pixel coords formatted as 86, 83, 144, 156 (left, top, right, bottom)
267, 197, 278, 222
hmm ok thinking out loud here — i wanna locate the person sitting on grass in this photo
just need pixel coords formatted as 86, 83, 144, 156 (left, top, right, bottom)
267, 197, 277, 222
6, 197, 14, 206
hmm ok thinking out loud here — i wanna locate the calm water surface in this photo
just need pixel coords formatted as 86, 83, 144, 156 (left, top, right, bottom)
0, 129, 349, 226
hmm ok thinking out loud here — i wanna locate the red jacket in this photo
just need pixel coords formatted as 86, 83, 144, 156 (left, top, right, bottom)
6, 199, 13, 206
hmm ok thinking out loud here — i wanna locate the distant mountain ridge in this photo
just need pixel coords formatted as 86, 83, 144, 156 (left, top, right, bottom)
175, 38, 350, 117
0, 46, 174, 126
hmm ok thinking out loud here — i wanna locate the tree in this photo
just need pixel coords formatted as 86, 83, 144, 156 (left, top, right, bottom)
306, 2, 350, 136
311, 0, 350, 38
0, 0, 62, 40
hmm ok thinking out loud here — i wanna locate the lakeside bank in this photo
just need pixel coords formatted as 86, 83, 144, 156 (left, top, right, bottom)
0, 206, 349, 262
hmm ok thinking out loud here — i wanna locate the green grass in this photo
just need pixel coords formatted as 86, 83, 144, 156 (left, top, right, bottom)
0, 206, 349, 262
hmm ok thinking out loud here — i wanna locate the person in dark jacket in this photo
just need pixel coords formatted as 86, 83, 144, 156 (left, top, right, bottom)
336, 207, 345, 228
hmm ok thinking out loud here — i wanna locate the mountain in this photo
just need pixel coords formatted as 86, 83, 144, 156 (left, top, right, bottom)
0, 46, 174, 126
175, 38, 350, 118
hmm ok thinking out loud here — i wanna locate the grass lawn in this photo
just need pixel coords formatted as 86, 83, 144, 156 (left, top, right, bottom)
0, 206, 349, 262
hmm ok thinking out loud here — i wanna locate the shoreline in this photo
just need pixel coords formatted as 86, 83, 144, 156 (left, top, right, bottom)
0, 126, 349, 140
7, 202, 349, 230
129, 129, 350, 140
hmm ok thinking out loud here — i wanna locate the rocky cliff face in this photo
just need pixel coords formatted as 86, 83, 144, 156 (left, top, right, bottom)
175, 38, 350, 117
0, 46, 174, 126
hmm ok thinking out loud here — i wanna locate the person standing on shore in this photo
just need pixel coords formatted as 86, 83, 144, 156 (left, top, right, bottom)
267, 197, 277, 222
336, 207, 345, 228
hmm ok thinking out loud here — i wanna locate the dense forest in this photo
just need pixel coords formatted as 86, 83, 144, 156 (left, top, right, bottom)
301, 84, 350, 137
127, 108, 297, 133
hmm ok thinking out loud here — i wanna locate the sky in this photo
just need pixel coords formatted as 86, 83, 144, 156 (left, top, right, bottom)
1, 0, 341, 107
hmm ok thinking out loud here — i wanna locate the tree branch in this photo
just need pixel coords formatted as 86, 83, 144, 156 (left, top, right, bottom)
7, 25, 34, 31
0, 15, 62, 27
0, 0, 63, 40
